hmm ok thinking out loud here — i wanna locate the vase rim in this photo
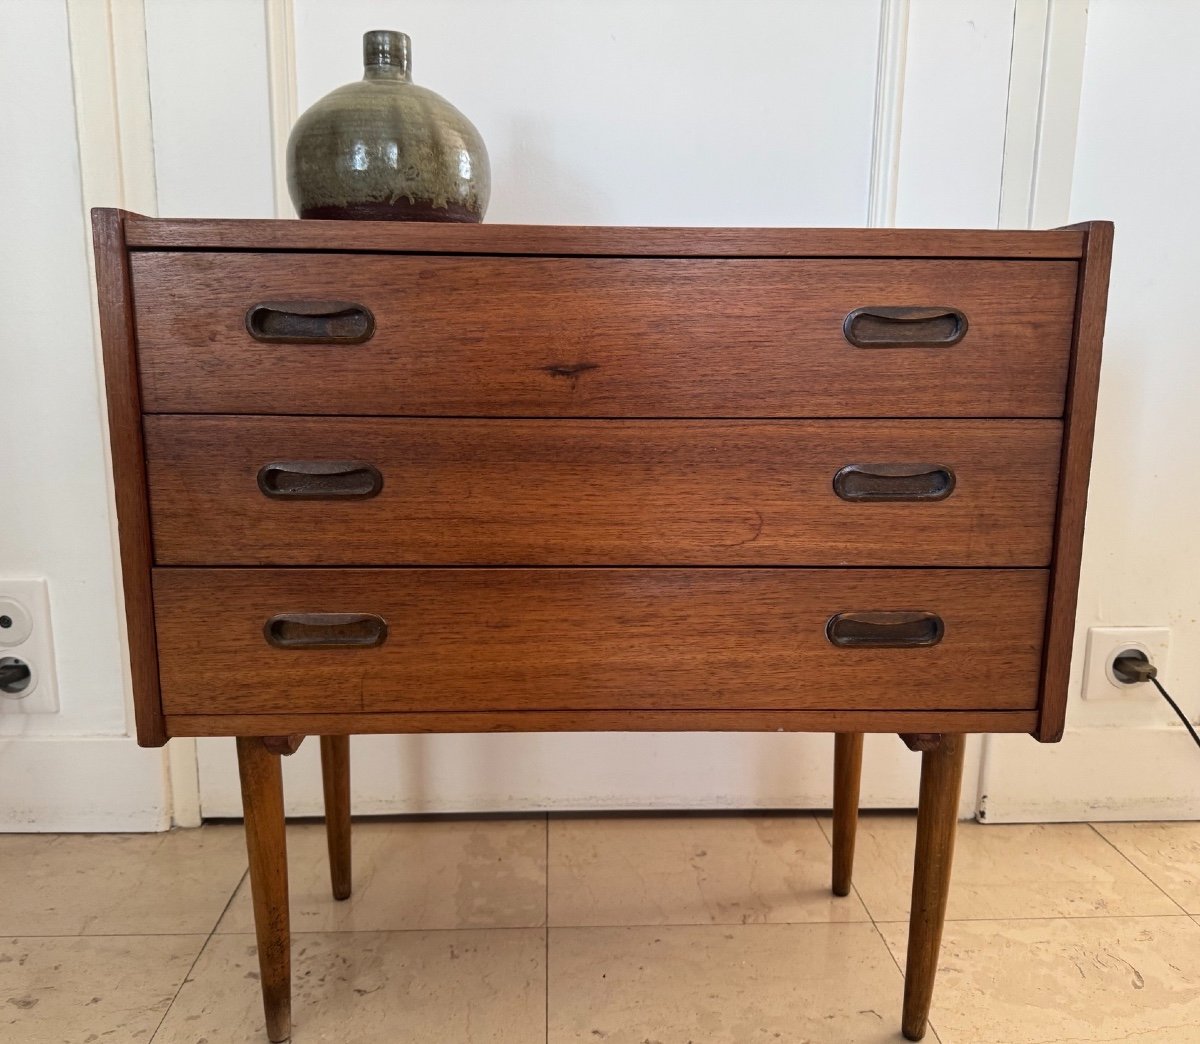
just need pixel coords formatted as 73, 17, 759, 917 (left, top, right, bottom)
363, 29, 411, 80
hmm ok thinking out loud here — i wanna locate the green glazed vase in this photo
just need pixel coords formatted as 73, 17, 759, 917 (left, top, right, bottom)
287, 30, 490, 222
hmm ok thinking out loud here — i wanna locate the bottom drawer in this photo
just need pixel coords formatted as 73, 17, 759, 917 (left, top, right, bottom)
153, 569, 1047, 716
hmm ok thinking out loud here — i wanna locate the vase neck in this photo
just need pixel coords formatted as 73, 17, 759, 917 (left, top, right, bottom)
363, 29, 411, 82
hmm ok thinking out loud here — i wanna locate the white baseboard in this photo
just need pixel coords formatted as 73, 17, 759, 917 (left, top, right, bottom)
979, 728, 1200, 823
0, 736, 169, 832
195, 733, 983, 820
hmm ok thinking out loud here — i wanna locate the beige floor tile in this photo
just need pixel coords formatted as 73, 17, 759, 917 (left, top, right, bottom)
218, 819, 545, 933
548, 814, 868, 926
154, 929, 545, 1043
0, 934, 204, 1044
1093, 821, 1200, 914
0, 825, 247, 935
549, 922, 906, 1042
838, 815, 1181, 922
879, 916, 1200, 1044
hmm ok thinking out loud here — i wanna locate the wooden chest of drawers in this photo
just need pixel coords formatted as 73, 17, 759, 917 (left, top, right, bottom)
94, 210, 1111, 1042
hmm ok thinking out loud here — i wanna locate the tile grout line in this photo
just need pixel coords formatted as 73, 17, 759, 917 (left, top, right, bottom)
125, 908, 1200, 942
544, 812, 550, 1044
827, 815, 945, 1044
872, 911, 1197, 925
1087, 823, 1191, 916
148, 865, 249, 1043
812, 812, 944, 1042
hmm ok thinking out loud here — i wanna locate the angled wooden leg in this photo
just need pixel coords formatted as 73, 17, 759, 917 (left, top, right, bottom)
320, 735, 352, 901
902, 733, 966, 1042
237, 737, 291, 1043
831, 732, 864, 897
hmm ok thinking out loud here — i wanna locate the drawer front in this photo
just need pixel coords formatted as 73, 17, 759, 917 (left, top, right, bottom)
152, 568, 1048, 715
144, 417, 1061, 566
131, 253, 1078, 417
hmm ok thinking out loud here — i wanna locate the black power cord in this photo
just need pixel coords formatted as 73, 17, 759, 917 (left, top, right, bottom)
1113, 652, 1200, 751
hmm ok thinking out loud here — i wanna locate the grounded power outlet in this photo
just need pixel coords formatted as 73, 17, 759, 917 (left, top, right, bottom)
0, 579, 59, 714
1082, 626, 1170, 701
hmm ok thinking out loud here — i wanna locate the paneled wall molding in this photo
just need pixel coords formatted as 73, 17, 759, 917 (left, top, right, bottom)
66, 0, 157, 736
982, 0, 1090, 821
867, 0, 910, 227
65, 0, 197, 828
265, 0, 298, 218
998, 0, 1090, 229
66, 0, 157, 218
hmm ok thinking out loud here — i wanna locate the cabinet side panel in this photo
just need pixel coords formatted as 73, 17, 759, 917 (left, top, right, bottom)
1038, 221, 1114, 741
92, 208, 166, 747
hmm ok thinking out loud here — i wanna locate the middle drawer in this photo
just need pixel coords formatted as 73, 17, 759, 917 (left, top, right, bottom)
144, 417, 1060, 566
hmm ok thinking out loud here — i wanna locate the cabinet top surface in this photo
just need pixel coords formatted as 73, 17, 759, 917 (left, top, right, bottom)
102, 209, 1093, 259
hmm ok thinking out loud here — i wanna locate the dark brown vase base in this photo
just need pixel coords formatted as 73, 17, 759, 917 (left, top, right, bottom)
299, 199, 481, 223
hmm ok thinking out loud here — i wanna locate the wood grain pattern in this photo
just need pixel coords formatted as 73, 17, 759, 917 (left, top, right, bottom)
236, 737, 291, 1043
1038, 221, 1114, 741
151, 568, 1048, 716
320, 735, 352, 901
832, 733, 864, 897
903, 734, 966, 1041
91, 209, 167, 747
144, 417, 1062, 567
122, 214, 1086, 259
131, 253, 1079, 417
166, 709, 1037, 737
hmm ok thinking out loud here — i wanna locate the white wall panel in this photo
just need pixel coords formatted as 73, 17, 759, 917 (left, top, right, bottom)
894, 0, 1015, 227
982, 0, 1200, 820
12, 0, 1187, 826
146, 0, 275, 217
0, 0, 129, 739
294, 0, 881, 226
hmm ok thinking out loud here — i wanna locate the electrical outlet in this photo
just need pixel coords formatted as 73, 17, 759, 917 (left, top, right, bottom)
1082, 626, 1170, 701
0, 579, 59, 714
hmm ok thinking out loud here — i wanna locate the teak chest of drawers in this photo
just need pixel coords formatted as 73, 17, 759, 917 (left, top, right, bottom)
94, 209, 1112, 1042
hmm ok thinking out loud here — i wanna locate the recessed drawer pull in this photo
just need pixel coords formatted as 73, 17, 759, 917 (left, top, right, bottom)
826, 610, 945, 648
245, 300, 375, 344
263, 612, 388, 649
833, 463, 956, 502
257, 461, 383, 500
843, 306, 967, 348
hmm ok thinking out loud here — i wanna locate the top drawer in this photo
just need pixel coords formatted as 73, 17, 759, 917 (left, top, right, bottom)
130, 253, 1078, 417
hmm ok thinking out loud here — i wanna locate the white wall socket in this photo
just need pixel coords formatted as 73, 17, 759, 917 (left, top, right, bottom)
0, 578, 59, 714
1082, 626, 1170, 701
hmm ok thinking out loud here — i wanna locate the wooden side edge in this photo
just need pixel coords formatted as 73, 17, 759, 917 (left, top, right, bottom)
122, 214, 1087, 259
93, 207, 167, 747
1037, 220, 1114, 742
165, 709, 1039, 738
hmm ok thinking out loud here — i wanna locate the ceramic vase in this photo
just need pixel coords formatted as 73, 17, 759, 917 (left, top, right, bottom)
287, 30, 490, 222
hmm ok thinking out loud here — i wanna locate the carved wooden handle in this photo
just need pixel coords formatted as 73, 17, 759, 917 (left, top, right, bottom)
245, 300, 375, 344
826, 611, 945, 648
263, 613, 388, 649
257, 461, 383, 500
833, 463, 956, 502
843, 306, 967, 348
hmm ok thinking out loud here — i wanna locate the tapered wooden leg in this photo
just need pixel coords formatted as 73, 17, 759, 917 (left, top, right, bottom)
237, 737, 291, 1043
320, 735, 352, 901
831, 732, 864, 897
902, 733, 966, 1042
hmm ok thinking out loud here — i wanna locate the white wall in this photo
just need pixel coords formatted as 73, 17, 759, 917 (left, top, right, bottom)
1, 0, 1196, 829
0, 0, 169, 829
981, 0, 1200, 820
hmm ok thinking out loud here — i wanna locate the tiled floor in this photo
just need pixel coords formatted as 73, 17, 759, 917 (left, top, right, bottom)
1, 814, 1198, 1043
